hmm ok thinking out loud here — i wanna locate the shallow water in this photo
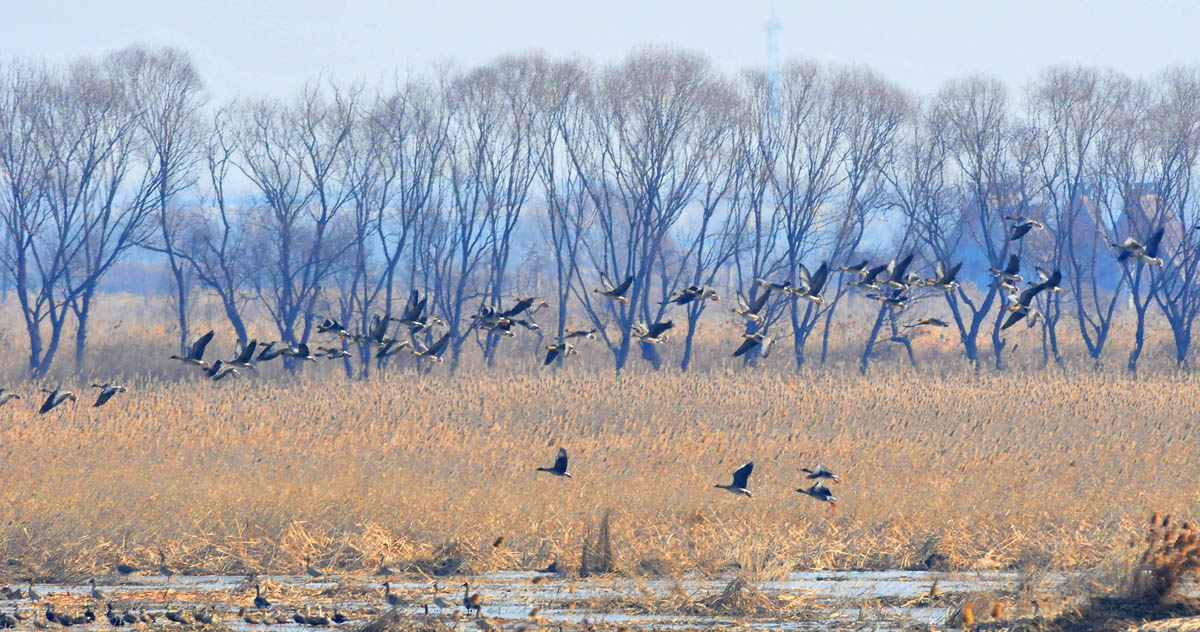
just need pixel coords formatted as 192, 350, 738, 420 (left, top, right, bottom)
4, 569, 1164, 631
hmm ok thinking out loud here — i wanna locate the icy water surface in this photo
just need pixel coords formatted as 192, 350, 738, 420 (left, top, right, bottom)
4, 569, 1098, 630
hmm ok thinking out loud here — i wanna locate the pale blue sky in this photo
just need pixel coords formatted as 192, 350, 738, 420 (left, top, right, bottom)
4, 0, 1200, 102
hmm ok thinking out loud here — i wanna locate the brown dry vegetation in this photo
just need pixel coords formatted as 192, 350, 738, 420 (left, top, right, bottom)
1, 333, 1198, 583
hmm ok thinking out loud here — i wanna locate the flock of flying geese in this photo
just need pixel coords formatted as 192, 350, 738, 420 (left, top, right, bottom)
0, 218, 1169, 413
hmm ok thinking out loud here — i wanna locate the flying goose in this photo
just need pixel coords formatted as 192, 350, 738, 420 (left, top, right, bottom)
732, 332, 777, 358
316, 346, 352, 359
594, 273, 633, 304
544, 342, 577, 365
882, 254, 915, 290
411, 333, 451, 361
169, 330, 214, 369
561, 327, 598, 340
255, 340, 289, 362
1115, 226, 1165, 267
714, 461, 754, 497
837, 260, 871, 277
755, 278, 792, 292
536, 448, 572, 478
792, 262, 829, 304
501, 297, 549, 318
316, 318, 348, 337
284, 343, 318, 362
801, 464, 841, 483
0, 390, 22, 407
1008, 218, 1044, 241
926, 261, 962, 292
631, 321, 674, 343
90, 384, 127, 408
731, 289, 770, 324
37, 388, 77, 414
864, 291, 908, 310
1029, 267, 1063, 292
989, 254, 1022, 284
849, 263, 888, 291
204, 359, 240, 381
227, 339, 258, 370
1001, 275, 1055, 330
906, 317, 949, 328
797, 482, 838, 509
664, 285, 719, 305
376, 339, 411, 360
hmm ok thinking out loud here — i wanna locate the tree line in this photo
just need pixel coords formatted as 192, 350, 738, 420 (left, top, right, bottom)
2, 46, 1198, 377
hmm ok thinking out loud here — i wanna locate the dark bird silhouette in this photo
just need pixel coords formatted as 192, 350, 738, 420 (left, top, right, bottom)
793, 262, 829, 304
90, 384, 127, 408
536, 448, 572, 478
732, 333, 777, 358
461, 583, 482, 618
631, 321, 673, 343
501, 297, 549, 318
0, 390, 23, 407
714, 461, 754, 497
926, 261, 962, 292
544, 342, 577, 365
989, 254, 1022, 283
204, 359, 239, 381
38, 388, 77, 414
562, 327, 598, 340
228, 339, 258, 371
169, 329, 215, 369
850, 263, 888, 291
883, 254, 915, 290
801, 464, 841, 483
1008, 218, 1044, 241
594, 273, 633, 304
253, 584, 270, 609
732, 289, 771, 324
906, 317, 949, 328
797, 482, 838, 509
837, 260, 870, 276
255, 340, 289, 362
411, 333, 450, 361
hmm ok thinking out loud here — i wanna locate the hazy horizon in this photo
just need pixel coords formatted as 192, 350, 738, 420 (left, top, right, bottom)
6, 0, 1200, 102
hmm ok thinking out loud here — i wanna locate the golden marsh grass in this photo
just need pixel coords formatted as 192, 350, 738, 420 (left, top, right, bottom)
1, 366, 1196, 582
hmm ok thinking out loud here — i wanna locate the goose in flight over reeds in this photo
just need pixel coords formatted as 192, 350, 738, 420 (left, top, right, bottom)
1006, 216, 1044, 241
376, 339, 411, 360
87, 386, 125, 410
284, 343, 318, 362
792, 262, 829, 305
594, 273, 633, 304
1029, 267, 1063, 292
255, 340, 288, 362
561, 327, 597, 340
204, 360, 240, 381
544, 342, 577, 365
316, 318, 348, 337
882, 254, 915, 290
664, 285, 719, 305
797, 482, 838, 509
732, 332, 777, 358
0, 390, 22, 407
715, 461, 754, 497
1002, 272, 1056, 330
631, 321, 673, 343
755, 278, 792, 293
906, 317, 949, 328
169, 330, 214, 369
411, 333, 451, 362
536, 448, 572, 478
732, 289, 770, 324
801, 464, 841, 483
837, 260, 870, 277
865, 291, 908, 310
849, 263, 888, 291
926, 261, 962, 292
1114, 226, 1165, 267
227, 339, 258, 371
501, 297, 549, 318
989, 254, 1022, 284
38, 388, 76, 414
316, 346, 351, 359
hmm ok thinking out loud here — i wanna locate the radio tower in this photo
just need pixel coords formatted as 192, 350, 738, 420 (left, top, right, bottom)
766, 4, 781, 121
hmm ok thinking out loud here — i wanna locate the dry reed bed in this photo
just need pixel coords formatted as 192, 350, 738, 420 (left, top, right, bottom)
0, 369, 1195, 581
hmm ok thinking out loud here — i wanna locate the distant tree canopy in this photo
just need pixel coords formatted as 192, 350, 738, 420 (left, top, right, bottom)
2, 47, 1199, 376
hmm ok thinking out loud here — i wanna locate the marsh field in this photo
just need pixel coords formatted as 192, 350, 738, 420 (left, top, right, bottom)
1, 298, 1199, 631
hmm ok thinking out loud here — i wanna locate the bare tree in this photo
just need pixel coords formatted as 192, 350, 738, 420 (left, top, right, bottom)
117, 46, 207, 355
